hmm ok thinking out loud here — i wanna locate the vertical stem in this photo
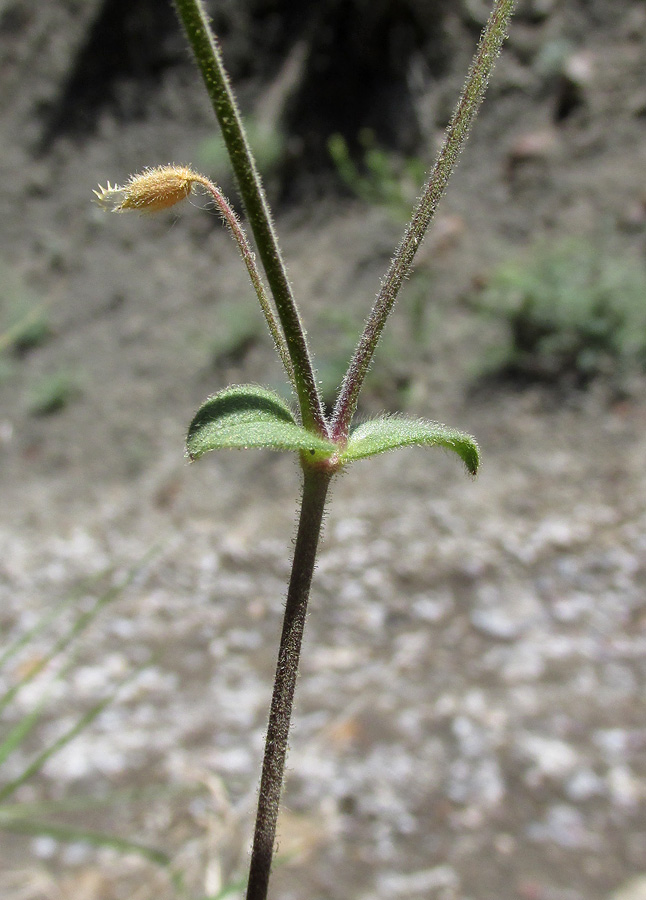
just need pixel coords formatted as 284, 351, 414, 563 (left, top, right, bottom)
172, 0, 328, 436
246, 466, 331, 900
331, 0, 516, 441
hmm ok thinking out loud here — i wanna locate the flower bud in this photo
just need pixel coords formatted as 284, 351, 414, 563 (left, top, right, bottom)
94, 165, 206, 213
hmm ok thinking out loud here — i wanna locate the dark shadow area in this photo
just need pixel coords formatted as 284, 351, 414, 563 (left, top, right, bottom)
36, 0, 182, 153
282, 0, 453, 177
37, 0, 453, 181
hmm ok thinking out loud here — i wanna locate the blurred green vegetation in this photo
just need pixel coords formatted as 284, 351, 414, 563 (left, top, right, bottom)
209, 298, 264, 368
471, 239, 646, 387
0, 556, 247, 897
0, 264, 51, 361
0, 261, 81, 417
0, 563, 173, 883
196, 116, 285, 187
201, 282, 431, 414
27, 370, 79, 416
328, 129, 426, 222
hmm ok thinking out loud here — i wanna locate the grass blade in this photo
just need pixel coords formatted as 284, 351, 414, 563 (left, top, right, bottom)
0, 815, 170, 867
0, 665, 142, 805
0, 554, 154, 718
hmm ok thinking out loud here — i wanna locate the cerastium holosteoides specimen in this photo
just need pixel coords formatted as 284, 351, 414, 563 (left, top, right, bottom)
95, 2, 515, 897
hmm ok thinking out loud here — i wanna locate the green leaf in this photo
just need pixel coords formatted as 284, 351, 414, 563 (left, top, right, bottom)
186, 384, 337, 461
340, 416, 480, 475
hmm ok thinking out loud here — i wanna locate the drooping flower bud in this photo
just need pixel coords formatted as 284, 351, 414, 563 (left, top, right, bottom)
94, 165, 207, 213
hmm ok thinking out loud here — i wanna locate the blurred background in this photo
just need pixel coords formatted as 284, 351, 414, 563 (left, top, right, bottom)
1, 1, 646, 898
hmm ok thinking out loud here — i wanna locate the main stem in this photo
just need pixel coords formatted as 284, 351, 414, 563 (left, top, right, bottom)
172, 0, 327, 437
246, 466, 332, 900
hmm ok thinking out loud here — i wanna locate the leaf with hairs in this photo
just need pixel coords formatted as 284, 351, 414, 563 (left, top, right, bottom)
340, 416, 480, 475
186, 384, 336, 461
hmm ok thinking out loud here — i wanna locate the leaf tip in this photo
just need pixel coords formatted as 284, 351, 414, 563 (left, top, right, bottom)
457, 435, 480, 477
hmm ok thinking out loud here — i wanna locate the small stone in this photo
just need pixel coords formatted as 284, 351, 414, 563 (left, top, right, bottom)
470, 607, 521, 640
607, 765, 641, 808
507, 128, 560, 167
518, 733, 579, 780
527, 804, 597, 849
555, 51, 595, 120
379, 865, 458, 895
619, 197, 646, 232
31, 835, 58, 859
566, 767, 605, 801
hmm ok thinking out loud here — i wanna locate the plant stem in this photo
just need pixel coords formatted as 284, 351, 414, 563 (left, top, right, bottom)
246, 466, 331, 900
172, 0, 327, 437
332, 0, 516, 441
197, 178, 296, 390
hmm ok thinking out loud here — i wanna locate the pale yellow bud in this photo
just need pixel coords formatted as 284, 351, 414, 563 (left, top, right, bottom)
93, 165, 207, 213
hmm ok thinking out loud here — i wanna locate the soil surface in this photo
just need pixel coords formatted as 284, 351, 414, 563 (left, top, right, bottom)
1, 2, 646, 899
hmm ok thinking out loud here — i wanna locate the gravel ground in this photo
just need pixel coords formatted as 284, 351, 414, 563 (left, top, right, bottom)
3, 389, 646, 900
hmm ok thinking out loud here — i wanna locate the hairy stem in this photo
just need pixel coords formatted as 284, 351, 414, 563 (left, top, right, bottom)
172, 0, 327, 436
332, 0, 516, 441
246, 466, 331, 900
197, 178, 295, 389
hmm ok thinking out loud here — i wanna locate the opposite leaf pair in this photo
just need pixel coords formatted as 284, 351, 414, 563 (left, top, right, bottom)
94, 167, 480, 478
186, 383, 480, 475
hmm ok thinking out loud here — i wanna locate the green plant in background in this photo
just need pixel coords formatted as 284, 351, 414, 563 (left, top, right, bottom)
0, 566, 174, 882
209, 297, 264, 368
0, 265, 51, 384
1, 306, 50, 357
472, 238, 646, 384
196, 116, 285, 188
27, 370, 78, 416
328, 128, 427, 222
94, 1, 515, 898
0, 265, 51, 357
0, 560, 241, 898
0, 264, 77, 418
0, 280, 75, 415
